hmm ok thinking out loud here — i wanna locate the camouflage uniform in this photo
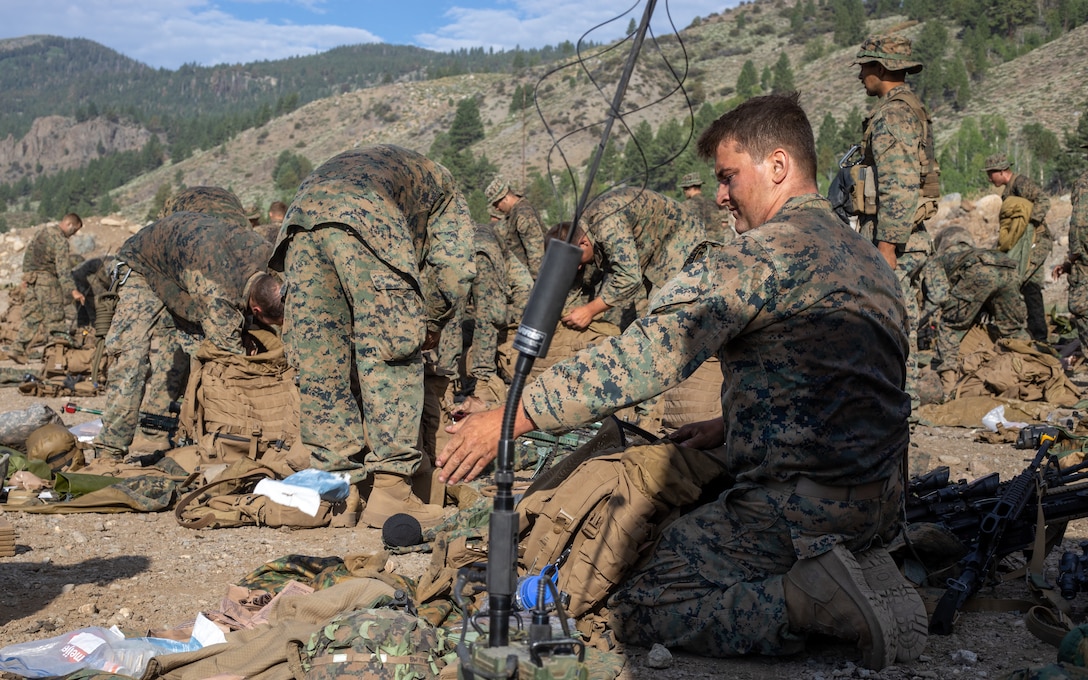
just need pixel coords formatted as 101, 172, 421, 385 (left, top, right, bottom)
1003, 172, 1053, 341
159, 186, 251, 230
497, 197, 546, 279
683, 193, 732, 243
269, 145, 475, 482
522, 194, 909, 656
95, 192, 269, 457
486, 177, 546, 280
582, 187, 707, 322
856, 36, 938, 413
15, 224, 78, 348
468, 224, 532, 392
1068, 169, 1088, 350
930, 231, 1028, 371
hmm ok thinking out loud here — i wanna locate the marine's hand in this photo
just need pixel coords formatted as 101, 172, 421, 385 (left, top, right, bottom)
71, 289, 86, 305
423, 329, 441, 351
562, 305, 594, 330
1054, 263, 1070, 278
668, 417, 725, 449
437, 408, 504, 484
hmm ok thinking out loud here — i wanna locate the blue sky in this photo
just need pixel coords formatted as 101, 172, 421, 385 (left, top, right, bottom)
0, 0, 738, 70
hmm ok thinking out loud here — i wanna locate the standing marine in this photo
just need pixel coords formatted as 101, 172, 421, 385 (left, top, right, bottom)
269, 145, 476, 529
855, 34, 941, 412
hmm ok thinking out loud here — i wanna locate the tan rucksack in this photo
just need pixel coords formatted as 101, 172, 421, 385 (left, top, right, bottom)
178, 329, 300, 465
517, 425, 730, 617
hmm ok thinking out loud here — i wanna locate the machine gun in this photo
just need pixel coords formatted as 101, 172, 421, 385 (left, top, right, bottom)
906, 434, 1088, 633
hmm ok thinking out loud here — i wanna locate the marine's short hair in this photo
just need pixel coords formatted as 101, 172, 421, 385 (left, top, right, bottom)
249, 273, 284, 322
63, 212, 83, 229
545, 221, 586, 248
696, 92, 817, 181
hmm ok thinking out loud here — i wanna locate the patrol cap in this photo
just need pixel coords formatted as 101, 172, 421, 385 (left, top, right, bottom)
679, 172, 703, 188
246, 205, 261, 221
853, 35, 923, 74
982, 153, 1011, 172
486, 176, 510, 206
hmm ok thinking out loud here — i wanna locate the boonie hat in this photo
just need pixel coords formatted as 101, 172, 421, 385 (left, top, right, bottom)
679, 172, 703, 189
485, 177, 510, 206
982, 153, 1011, 172
853, 35, 924, 74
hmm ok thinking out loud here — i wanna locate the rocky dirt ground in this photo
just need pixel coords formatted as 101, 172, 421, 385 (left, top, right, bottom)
2, 379, 1088, 680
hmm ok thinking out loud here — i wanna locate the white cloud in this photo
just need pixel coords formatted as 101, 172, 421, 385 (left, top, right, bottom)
0, 0, 735, 68
0, 0, 381, 68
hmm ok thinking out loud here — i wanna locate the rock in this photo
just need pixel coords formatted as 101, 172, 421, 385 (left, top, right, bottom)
10, 237, 24, 252
937, 454, 962, 465
645, 643, 673, 669
0, 403, 63, 449
951, 649, 979, 665
61, 583, 75, 594
78, 602, 98, 615
100, 217, 125, 227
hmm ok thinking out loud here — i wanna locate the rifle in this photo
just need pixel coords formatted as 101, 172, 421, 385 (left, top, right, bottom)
915, 434, 1074, 634
64, 402, 179, 435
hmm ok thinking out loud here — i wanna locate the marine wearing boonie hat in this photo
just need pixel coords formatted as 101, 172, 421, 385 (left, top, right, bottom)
679, 172, 703, 189
486, 176, 511, 206
982, 153, 1011, 172
853, 35, 924, 74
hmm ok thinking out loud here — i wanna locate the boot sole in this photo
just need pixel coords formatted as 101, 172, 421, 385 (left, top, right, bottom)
858, 547, 928, 663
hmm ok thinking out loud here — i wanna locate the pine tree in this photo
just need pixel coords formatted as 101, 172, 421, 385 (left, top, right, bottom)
736, 60, 760, 100
771, 53, 796, 94
448, 97, 485, 150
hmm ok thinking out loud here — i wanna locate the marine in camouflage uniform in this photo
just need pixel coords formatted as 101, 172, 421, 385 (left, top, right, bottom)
985, 153, 1054, 342
486, 176, 546, 279
570, 187, 706, 329
928, 227, 1028, 390
93, 187, 271, 458
467, 223, 532, 402
1054, 147, 1088, 354
679, 172, 733, 243
7, 214, 85, 360
269, 145, 475, 527
855, 35, 939, 414
441, 95, 920, 668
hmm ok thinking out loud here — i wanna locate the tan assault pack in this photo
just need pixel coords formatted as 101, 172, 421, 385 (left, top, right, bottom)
516, 421, 731, 617
177, 329, 300, 468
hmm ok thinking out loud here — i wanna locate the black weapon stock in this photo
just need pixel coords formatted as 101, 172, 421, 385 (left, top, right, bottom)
927, 434, 1057, 634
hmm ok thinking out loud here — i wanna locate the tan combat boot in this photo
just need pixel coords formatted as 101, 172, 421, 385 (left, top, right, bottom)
412, 455, 447, 507
857, 546, 928, 663
360, 473, 445, 529
783, 544, 897, 670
